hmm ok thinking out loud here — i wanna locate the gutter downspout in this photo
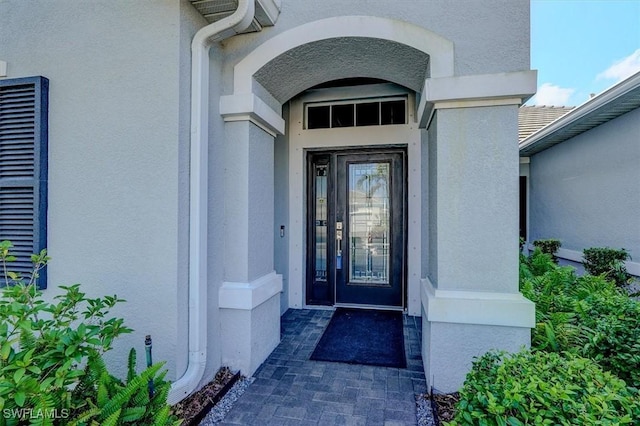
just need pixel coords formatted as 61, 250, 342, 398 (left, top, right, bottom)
168, 0, 255, 404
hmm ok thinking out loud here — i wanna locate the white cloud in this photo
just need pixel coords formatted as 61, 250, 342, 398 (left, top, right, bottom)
531, 83, 575, 106
597, 49, 640, 83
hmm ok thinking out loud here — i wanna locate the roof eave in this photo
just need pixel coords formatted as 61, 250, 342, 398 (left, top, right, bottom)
519, 71, 640, 156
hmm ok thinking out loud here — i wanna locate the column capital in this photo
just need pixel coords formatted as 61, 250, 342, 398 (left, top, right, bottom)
418, 70, 538, 128
220, 93, 285, 137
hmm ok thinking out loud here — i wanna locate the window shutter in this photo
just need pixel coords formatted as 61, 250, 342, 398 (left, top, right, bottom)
0, 76, 48, 288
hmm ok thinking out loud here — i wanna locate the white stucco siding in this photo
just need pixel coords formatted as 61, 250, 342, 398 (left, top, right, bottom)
529, 108, 640, 267
224, 122, 276, 283
433, 106, 520, 293
219, 0, 530, 98
0, 0, 202, 380
274, 104, 291, 314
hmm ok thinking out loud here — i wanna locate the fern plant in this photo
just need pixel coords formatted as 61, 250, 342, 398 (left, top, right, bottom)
69, 349, 180, 426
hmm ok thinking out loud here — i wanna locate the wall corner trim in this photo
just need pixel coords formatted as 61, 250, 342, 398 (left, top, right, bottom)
420, 278, 536, 328
220, 93, 285, 136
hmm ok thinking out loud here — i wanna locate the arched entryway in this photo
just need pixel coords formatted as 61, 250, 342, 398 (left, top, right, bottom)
217, 14, 535, 394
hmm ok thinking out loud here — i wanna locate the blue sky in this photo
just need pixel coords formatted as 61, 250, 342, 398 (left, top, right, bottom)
529, 0, 640, 106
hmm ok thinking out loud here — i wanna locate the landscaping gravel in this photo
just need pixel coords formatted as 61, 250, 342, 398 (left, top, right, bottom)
198, 377, 255, 425
415, 394, 436, 426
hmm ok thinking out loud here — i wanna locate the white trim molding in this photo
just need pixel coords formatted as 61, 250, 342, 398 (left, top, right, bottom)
417, 70, 537, 128
543, 246, 640, 277
220, 271, 283, 310
232, 15, 455, 95
421, 278, 536, 328
0, 60, 7, 77
220, 93, 285, 136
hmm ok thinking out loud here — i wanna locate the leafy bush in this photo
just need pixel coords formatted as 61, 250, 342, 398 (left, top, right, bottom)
448, 350, 640, 426
579, 294, 640, 388
520, 251, 620, 353
520, 248, 640, 388
0, 241, 180, 425
532, 238, 561, 262
583, 247, 632, 288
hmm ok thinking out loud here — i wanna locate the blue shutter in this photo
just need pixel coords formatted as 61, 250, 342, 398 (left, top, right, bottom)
0, 76, 48, 288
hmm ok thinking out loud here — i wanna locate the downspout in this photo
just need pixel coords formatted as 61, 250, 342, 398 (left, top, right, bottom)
168, 0, 255, 404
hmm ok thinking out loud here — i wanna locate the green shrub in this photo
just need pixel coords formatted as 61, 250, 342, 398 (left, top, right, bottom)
520, 263, 596, 352
532, 238, 561, 262
583, 247, 632, 288
448, 350, 640, 426
579, 293, 640, 388
520, 248, 640, 388
0, 241, 180, 425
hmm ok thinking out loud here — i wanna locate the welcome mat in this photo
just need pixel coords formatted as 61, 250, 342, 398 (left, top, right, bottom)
310, 308, 406, 368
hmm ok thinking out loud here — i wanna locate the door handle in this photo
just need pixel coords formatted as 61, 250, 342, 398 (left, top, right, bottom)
336, 222, 343, 269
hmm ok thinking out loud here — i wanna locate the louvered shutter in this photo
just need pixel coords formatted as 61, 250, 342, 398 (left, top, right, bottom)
0, 76, 48, 288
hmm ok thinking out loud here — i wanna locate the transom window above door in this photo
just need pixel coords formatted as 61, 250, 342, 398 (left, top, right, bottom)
306, 97, 406, 129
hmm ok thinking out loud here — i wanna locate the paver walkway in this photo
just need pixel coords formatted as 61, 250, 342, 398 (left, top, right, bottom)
218, 309, 427, 425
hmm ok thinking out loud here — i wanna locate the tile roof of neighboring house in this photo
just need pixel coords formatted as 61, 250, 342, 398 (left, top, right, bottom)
518, 106, 574, 141
520, 71, 640, 156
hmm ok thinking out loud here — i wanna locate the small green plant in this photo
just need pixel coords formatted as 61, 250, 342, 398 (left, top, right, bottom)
519, 247, 556, 284
532, 238, 561, 262
448, 350, 640, 426
583, 247, 632, 288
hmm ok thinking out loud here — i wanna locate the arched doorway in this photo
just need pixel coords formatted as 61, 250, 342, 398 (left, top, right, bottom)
219, 16, 454, 316
217, 14, 535, 392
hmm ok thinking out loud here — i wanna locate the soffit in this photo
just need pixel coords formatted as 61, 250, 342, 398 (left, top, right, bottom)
253, 37, 430, 103
189, 0, 278, 32
519, 72, 640, 156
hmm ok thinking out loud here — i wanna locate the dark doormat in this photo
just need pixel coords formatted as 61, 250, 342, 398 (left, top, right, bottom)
310, 308, 406, 368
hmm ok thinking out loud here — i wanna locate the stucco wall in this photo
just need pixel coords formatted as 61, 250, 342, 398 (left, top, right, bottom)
220, 0, 530, 99
224, 121, 275, 283
432, 106, 520, 292
529, 107, 640, 263
274, 104, 290, 314
0, 0, 204, 380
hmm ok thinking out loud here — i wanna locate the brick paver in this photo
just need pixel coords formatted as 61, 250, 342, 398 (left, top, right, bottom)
217, 309, 426, 425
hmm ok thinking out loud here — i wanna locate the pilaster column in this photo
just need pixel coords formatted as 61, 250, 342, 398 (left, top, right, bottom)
218, 116, 283, 375
419, 71, 536, 392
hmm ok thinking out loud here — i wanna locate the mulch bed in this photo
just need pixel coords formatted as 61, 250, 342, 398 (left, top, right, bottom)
431, 392, 460, 424
171, 367, 238, 425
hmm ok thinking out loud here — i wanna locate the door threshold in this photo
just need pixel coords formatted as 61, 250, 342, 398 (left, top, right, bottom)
334, 303, 405, 312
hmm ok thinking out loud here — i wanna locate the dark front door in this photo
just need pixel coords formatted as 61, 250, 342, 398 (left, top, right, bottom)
307, 149, 406, 308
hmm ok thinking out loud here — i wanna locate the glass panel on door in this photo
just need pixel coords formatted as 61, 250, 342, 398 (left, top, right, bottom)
348, 163, 390, 284
314, 165, 328, 281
